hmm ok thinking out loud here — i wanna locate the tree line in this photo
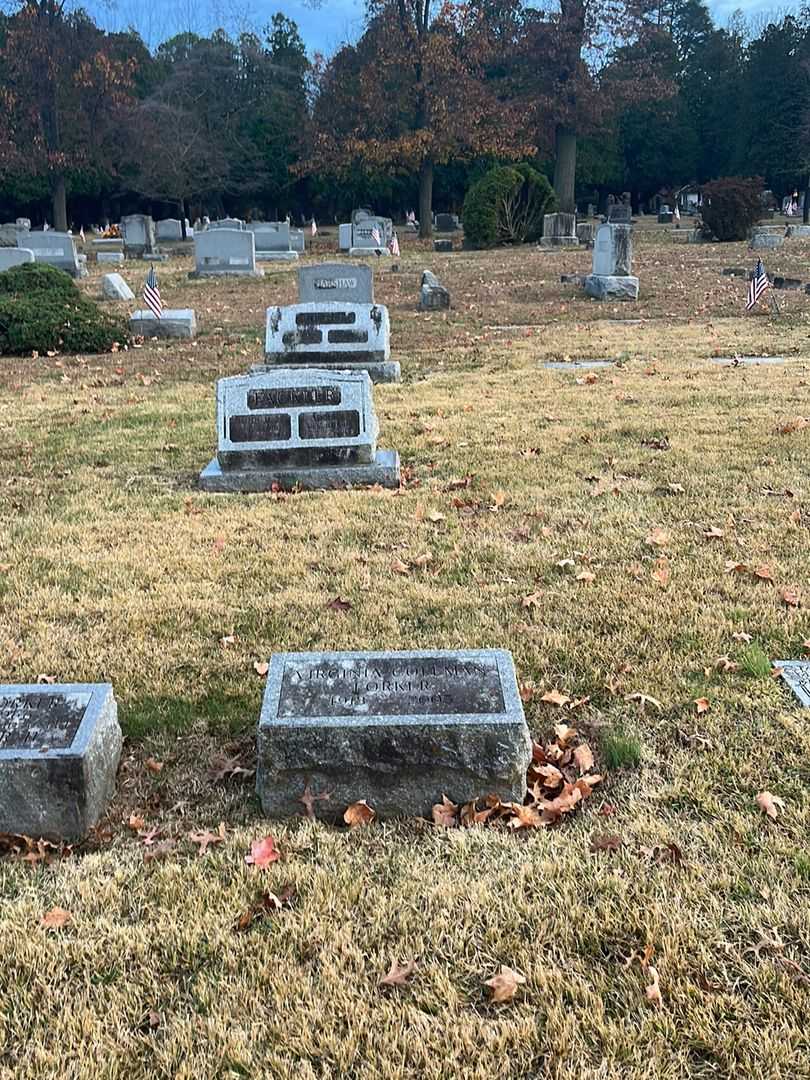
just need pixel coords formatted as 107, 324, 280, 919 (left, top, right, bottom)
0, 0, 808, 237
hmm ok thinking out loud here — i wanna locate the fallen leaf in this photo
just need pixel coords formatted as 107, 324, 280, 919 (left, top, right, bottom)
651, 558, 670, 587
485, 965, 526, 1003
756, 791, 785, 820
344, 800, 376, 827
379, 958, 417, 988
427, 509, 445, 523
703, 526, 724, 540
590, 833, 622, 852
802, 639, 810, 655
573, 743, 595, 774
189, 823, 226, 855
575, 570, 596, 584
391, 559, 410, 575
127, 813, 146, 831
144, 757, 163, 774
647, 527, 671, 547
781, 587, 800, 608
522, 591, 542, 609
645, 966, 663, 1008
694, 697, 710, 715
326, 596, 352, 613
541, 688, 570, 707
753, 565, 774, 582
207, 754, 254, 782
725, 561, 748, 575
490, 490, 506, 510
253, 660, 269, 676
41, 907, 71, 929
245, 835, 281, 868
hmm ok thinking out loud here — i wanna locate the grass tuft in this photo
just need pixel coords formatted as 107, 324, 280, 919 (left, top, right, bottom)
600, 728, 643, 770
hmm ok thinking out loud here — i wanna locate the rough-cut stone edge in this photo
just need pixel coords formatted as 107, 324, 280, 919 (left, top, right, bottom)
188, 267, 264, 278
0, 683, 121, 840
538, 237, 579, 248
348, 247, 391, 257
256, 251, 299, 262
774, 661, 810, 707
251, 360, 401, 384
199, 448, 400, 492
255, 648, 531, 819
129, 309, 197, 339
584, 274, 639, 300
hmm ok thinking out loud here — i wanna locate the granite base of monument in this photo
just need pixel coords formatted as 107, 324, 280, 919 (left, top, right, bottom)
0, 683, 122, 840
584, 274, 639, 301
251, 359, 401, 384
200, 449, 400, 492
256, 649, 531, 819
348, 248, 391, 258
256, 251, 299, 263
130, 309, 197, 339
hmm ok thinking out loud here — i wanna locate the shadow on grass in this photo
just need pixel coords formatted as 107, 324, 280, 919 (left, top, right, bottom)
121, 688, 261, 740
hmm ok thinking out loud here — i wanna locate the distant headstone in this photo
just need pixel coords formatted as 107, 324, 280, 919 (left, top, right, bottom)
121, 214, 157, 258
209, 218, 244, 230
349, 218, 392, 256
351, 208, 375, 225
298, 263, 373, 304
435, 213, 460, 232
191, 230, 263, 278
419, 269, 450, 310
290, 228, 305, 253
262, 301, 398, 383
156, 218, 191, 241
539, 212, 578, 248
775, 661, 810, 707
130, 308, 196, 338
584, 223, 638, 301
750, 232, 783, 251
658, 208, 673, 225
255, 649, 531, 819
338, 223, 353, 252
0, 248, 34, 271
0, 683, 121, 839
101, 273, 135, 301
248, 222, 298, 262
786, 224, 810, 238
199, 368, 400, 492
433, 239, 453, 252
20, 231, 84, 277
607, 204, 632, 224
97, 252, 124, 266
15, 218, 31, 231
576, 222, 594, 247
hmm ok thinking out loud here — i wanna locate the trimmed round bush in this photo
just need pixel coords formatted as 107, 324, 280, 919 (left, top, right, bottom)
0, 263, 127, 355
702, 177, 764, 242
462, 163, 556, 248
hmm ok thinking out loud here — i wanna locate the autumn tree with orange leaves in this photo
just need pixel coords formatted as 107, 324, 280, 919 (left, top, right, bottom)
0, 1, 136, 230
309, 0, 531, 237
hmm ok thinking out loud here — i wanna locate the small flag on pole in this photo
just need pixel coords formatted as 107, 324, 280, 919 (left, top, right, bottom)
143, 264, 163, 320
79, 226, 85, 242
407, 210, 416, 224
311, 218, 317, 237
371, 226, 381, 248
746, 259, 770, 311
673, 205, 680, 223
388, 231, 400, 257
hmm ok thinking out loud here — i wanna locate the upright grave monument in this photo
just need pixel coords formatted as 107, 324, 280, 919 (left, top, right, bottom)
209, 218, 245, 230
199, 368, 400, 491
19, 232, 84, 277
539, 213, 579, 248
256, 649, 531, 819
298, 262, 373, 304
0, 683, 122, 839
248, 222, 298, 262
584, 223, 638, 301
0, 248, 34, 271
191, 229, 263, 278
121, 214, 159, 259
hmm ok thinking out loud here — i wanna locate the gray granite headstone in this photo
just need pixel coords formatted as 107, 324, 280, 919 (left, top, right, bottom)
585, 223, 638, 301
191, 229, 263, 277
298, 263, 373, 304
249, 222, 298, 261
121, 214, 157, 257
350, 218, 392, 256
101, 272, 135, 301
0, 248, 34, 271
338, 223, 353, 251
20, 232, 83, 277
209, 218, 244, 230
199, 367, 399, 491
420, 269, 450, 310
608, 204, 632, 223
0, 683, 121, 839
262, 301, 398, 383
256, 649, 531, 819
435, 213, 460, 232
130, 308, 196, 339
539, 212, 578, 248
775, 661, 810, 706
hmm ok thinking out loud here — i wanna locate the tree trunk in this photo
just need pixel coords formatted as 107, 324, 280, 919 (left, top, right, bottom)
803, 177, 809, 225
553, 126, 577, 214
419, 159, 433, 238
180, 199, 187, 239
51, 174, 67, 231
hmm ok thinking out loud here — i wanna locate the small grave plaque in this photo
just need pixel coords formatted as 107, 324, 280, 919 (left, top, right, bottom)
775, 661, 810, 707
256, 649, 531, 819
0, 683, 122, 839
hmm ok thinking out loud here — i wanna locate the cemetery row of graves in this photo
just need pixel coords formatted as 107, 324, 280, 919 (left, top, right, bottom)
0, 210, 808, 1077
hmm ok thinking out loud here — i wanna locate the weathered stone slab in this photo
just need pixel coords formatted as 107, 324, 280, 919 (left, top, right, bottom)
543, 359, 614, 370
250, 222, 298, 261
576, 222, 594, 246
787, 224, 810, 238
155, 218, 191, 241
435, 213, 460, 232
775, 661, 810, 707
101, 273, 135, 301
20, 232, 83, 277
338, 223, 353, 251
420, 269, 450, 310
0, 248, 34, 270
750, 233, 783, 250
709, 356, 787, 366
433, 239, 453, 252
723, 267, 748, 276
298, 263, 373, 304
209, 218, 244, 230
592, 223, 632, 276
607, 204, 632, 223
584, 274, 639, 301
256, 649, 531, 818
539, 212, 578, 248
97, 252, 124, 266
200, 450, 400, 492
191, 229, 263, 277
121, 214, 157, 257
772, 276, 802, 290
263, 301, 398, 382
130, 308, 196, 338
0, 683, 121, 839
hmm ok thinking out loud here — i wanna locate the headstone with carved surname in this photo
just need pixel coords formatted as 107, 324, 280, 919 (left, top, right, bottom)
19, 231, 84, 277
190, 229, 263, 278
199, 367, 399, 491
255, 649, 531, 819
298, 263, 373, 304
0, 683, 122, 839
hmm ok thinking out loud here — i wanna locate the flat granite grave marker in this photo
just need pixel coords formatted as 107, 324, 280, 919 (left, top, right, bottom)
298, 263, 373, 304
0, 683, 122, 839
199, 368, 399, 491
262, 301, 399, 383
256, 649, 531, 818
775, 661, 810, 707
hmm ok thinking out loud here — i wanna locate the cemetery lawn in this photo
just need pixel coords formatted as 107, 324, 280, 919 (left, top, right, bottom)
1, 227, 810, 1079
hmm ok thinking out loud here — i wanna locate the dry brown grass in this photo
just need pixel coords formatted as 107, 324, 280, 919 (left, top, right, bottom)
0, 225, 809, 1079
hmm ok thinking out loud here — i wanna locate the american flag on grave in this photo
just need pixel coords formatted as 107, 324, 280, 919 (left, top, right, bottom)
388, 231, 400, 257
746, 258, 770, 311
143, 264, 163, 320
371, 226, 382, 247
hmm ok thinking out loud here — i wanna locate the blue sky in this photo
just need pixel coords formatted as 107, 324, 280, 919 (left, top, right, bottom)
86, 0, 791, 54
